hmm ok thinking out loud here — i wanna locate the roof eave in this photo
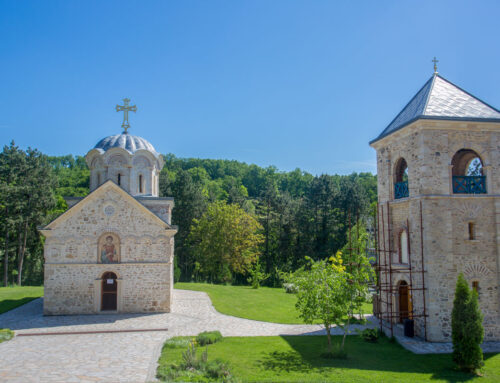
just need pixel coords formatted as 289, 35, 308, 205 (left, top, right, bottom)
369, 116, 500, 146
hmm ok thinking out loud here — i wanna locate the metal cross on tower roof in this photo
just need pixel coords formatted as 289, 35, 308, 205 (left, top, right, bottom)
116, 98, 137, 133
432, 57, 439, 74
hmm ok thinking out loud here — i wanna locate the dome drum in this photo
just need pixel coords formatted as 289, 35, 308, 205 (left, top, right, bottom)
86, 133, 163, 197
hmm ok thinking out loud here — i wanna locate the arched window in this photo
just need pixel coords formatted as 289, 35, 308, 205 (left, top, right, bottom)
394, 158, 409, 199
117, 173, 121, 186
97, 173, 101, 186
139, 174, 143, 193
451, 149, 486, 194
399, 230, 409, 264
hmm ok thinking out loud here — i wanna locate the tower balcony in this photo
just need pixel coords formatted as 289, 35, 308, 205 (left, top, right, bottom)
394, 181, 409, 199
452, 176, 487, 194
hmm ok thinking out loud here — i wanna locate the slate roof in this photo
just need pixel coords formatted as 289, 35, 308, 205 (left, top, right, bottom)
94, 133, 159, 156
370, 74, 500, 144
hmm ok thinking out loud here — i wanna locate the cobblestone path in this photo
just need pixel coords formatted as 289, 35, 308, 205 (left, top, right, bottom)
0, 289, 366, 383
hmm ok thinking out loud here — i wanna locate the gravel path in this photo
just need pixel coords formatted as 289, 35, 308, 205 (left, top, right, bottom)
0, 289, 365, 383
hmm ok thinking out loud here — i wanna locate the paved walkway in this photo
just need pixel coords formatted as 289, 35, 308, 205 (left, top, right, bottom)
380, 321, 500, 354
0, 290, 369, 383
2, 290, 498, 382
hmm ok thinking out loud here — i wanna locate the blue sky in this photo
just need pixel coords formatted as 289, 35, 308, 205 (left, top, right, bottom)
1, 0, 499, 175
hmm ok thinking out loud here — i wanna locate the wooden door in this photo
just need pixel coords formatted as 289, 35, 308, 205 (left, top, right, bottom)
101, 272, 117, 311
399, 282, 408, 323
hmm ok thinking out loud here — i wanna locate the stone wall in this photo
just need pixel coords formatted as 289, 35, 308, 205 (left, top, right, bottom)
44, 264, 172, 315
41, 182, 176, 315
372, 120, 500, 342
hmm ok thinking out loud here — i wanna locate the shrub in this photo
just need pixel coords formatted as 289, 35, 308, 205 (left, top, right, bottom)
283, 283, 298, 294
163, 337, 191, 349
358, 328, 379, 342
196, 331, 223, 346
157, 340, 237, 382
452, 273, 484, 373
0, 329, 14, 343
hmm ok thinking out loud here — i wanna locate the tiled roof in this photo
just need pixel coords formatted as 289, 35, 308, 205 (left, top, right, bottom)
94, 133, 160, 156
371, 74, 500, 143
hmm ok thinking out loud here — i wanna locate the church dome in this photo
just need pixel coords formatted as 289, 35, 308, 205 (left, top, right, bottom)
94, 133, 159, 156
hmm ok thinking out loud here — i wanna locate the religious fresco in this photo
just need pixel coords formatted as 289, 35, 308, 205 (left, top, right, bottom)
98, 233, 120, 263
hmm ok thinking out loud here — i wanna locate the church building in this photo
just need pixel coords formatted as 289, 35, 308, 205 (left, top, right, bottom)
41, 99, 177, 315
370, 65, 500, 342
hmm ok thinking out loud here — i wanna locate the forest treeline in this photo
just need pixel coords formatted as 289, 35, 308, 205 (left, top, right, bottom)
0, 143, 377, 286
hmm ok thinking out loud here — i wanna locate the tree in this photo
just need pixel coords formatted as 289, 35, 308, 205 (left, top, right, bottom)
189, 201, 264, 283
452, 273, 484, 373
284, 254, 352, 354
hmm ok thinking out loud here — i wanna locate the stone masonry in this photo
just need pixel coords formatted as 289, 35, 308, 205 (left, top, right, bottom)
41, 181, 176, 315
372, 120, 500, 342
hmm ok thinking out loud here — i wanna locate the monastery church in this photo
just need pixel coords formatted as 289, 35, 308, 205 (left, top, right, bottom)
41, 99, 177, 315
40, 68, 499, 344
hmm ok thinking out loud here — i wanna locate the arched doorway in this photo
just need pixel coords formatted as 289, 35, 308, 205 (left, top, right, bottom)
398, 281, 409, 323
101, 272, 118, 311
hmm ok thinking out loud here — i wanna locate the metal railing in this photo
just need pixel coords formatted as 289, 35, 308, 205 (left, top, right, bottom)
394, 181, 409, 199
452, 176, 486, 194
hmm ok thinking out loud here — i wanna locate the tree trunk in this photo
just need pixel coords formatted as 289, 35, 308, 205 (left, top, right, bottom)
326, 324, 332, 353
3, 227, 9, 287
341, 317, 351, 351
17, 219, 29, 286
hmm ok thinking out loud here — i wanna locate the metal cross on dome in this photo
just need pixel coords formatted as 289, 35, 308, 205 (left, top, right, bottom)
432, 57, 439, 74
116, 98, 137, 133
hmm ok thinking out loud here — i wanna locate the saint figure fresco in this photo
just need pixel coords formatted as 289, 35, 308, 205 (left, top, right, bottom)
99, 234, 120, 263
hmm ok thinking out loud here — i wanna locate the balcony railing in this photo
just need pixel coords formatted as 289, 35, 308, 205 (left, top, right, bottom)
453, 176, 487, 194
394, 181, 409, 199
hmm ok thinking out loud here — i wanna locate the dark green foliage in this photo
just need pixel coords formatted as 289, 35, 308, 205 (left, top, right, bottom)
452, 273, 484, 373
359, 328, 379, 342
0, 142, 58, 286
1, 144, 377, 287
196, 331, 223, 346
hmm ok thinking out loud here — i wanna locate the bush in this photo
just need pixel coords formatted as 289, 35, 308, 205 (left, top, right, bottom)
196, 331, 223, 346
0, 329, 14, 343
163, 337, 191, 349
452, 273, 484, 373
283, 283, 298, 294
359, 328, 379, 342
157, 340, 237, 382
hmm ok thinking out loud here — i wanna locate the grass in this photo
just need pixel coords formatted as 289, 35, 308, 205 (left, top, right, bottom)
0, 286, 44, 314
158, 335, 500, 383
175, 282, 372, 324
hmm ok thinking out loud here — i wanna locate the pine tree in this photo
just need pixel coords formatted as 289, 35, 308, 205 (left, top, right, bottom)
451, 273, 484, 373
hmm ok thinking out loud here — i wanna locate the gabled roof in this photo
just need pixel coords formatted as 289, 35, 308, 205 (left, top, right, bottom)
370, 74, 500, 144
40, 180, 176, 234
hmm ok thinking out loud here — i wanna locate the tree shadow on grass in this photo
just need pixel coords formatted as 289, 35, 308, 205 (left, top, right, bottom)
258, 350, 313, 373
257, 335, 497, 383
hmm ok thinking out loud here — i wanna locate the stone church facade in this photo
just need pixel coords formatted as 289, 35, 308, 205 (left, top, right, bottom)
41, 105, 177, 315
371, 72, 500, 341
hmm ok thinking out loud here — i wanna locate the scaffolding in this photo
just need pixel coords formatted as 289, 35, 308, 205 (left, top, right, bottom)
374, 200, 428, 339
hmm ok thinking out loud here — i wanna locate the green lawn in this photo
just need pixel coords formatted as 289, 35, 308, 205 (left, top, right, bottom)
175, 282, 372, 324
0, 286, 44, 314
158, 335, 500, 383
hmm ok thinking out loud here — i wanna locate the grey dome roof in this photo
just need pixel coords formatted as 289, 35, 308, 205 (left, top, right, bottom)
94, 133, 159, 156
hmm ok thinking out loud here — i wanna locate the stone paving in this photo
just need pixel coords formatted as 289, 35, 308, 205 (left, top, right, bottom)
0, 289, 369, 383
379, 320, 500, 354
1, 289, 498, 382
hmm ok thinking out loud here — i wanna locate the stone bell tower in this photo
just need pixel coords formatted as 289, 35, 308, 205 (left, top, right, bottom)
370, 68, 500, 342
